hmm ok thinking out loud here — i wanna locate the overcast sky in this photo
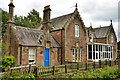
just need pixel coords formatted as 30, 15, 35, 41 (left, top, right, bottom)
0, 0, 119, 41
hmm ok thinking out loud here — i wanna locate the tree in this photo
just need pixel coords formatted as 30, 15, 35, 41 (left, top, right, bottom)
1, 9, 9, 37
15, 9, 41, 28
1, 9, 41, 37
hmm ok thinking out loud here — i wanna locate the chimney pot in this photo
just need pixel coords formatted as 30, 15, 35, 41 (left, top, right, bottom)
44, 5, 50, 11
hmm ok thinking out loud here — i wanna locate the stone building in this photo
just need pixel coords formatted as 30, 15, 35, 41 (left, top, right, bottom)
3, 1, 117, 67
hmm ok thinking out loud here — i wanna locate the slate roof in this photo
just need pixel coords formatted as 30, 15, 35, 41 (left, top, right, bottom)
93, 26, 111, 38
36, 13, 74, 30
51, 13, 73, 29
13, 26, 60, 47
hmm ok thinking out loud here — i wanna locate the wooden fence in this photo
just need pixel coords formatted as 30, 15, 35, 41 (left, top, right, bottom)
8, 60, 119, 77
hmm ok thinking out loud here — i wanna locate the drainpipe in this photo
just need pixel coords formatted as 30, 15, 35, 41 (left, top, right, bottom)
61, 29, 62, 65
20, 45, 22, 65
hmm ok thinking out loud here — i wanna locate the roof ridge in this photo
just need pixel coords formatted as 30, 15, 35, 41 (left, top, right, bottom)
15, 26, 40, 31
51, 12, 74, 20
93, 26, 110, 29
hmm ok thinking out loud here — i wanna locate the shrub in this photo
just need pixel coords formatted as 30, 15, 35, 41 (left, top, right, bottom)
2, 55, 16, 72
1, 72, 35, 79
71, 65, 118, 78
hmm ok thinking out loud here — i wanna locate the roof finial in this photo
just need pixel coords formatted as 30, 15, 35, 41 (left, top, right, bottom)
90, 22, 92, 27
75, 3, 78, 9
110, 20, 112, 23
110, 20, 112, 26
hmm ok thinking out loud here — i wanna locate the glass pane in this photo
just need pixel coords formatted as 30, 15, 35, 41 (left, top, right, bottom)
88, 45, 92, 51
96, 45, 98, 51
93, 52, 95, 59
99, 52, 100, 59
88, 52, 92, 59
96, 53, 98, 59
93, 45, 95, 51
73, 48, 75, 55
103, 52, 104, 58
29, 55, 34, 60
99, 45, 100, 51
111, 52, 112, 58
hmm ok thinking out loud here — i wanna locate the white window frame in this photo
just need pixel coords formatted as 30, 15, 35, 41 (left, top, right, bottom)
79, 48, 82, 60
72, 48, 75, 61
29, 48, 36, 64
75, 24, 79, 37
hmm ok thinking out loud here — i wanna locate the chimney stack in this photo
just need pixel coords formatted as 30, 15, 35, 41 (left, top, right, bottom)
43, 5, 51, 32
8, 0, 15, 22
43, 5, 51, 23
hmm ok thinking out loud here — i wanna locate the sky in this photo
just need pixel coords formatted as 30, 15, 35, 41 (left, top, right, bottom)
0, 0, 120, 41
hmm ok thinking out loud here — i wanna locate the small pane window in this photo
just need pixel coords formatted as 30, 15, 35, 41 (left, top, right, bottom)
90, 33, 93, 42
111, 35, 114, 43
29, 48, 36, 64
75, 25, 79, 37
76, 48, 79, 60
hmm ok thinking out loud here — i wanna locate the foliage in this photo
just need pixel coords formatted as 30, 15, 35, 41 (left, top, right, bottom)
1, 72, 35, 79
67, 65, 119, 79
1, 42, 10, 54
1, 9, 9, 37
2, 55, 16, 72
1, 9, 41, 37
14, 9, 41, 28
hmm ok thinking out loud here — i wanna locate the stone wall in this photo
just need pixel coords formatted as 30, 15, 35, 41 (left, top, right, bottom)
65, 17, 87, 62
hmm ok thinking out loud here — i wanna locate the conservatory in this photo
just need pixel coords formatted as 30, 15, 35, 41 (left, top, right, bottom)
87, 42, 113, 62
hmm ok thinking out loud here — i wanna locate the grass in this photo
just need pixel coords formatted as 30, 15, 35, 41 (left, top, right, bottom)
66, 65, 119, 78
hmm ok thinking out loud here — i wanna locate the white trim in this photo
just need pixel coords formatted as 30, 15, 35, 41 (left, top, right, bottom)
72, 48, 75, 61
87, 45, 88, 60
87, 44, 113, 62
92, 44, 93, 60
87, 42, 113, 46
80, 48, 81, 60
76, 48, 79, 60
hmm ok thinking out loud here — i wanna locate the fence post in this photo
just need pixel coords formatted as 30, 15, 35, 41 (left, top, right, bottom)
118, 58, 120, 77
105, 60, 107, 65
77, 63, 79, 70
93, 62, 95, 68
53, 66, 55, 75
28, 64, 31, 73
8, 66, 10, 77
85, 63, 87, 70
34, 66, 38, 77
115, 60, 117, 65
109, 60, 111, 66
99, 60, 101, 68
65, 65, 67, 73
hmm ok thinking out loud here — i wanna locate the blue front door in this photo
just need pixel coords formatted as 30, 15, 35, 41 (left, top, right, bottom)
44, 49, 50, 67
